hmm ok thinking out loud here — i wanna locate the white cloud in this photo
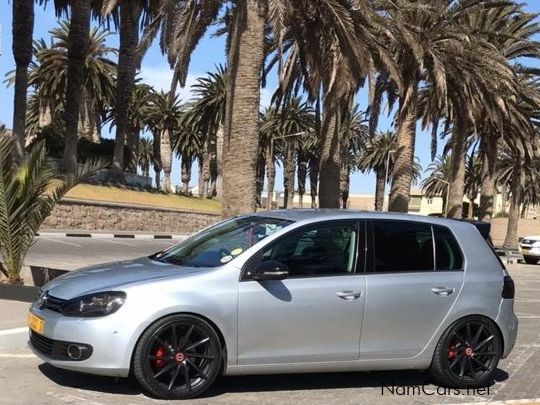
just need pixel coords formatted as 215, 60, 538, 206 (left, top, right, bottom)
138, 64, 200, 102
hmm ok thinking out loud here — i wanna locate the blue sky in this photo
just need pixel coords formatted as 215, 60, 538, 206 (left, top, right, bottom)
1, 3, 539, 194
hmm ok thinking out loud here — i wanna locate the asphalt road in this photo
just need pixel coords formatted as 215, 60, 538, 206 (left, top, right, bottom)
1, 263, 539, 404
25, 235, 181, 271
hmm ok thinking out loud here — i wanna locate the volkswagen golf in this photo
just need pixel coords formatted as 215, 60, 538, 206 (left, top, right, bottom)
28, 210, 518, 399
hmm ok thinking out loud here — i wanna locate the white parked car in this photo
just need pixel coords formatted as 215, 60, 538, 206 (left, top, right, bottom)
520, 236, 540, 264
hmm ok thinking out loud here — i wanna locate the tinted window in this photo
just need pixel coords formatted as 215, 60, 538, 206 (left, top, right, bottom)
434, 226, 463, 270
257, 222, 358, 277
372, 221, 434, 272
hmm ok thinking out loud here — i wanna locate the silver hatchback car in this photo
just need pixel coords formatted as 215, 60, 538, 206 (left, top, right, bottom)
28, 210, 518, 399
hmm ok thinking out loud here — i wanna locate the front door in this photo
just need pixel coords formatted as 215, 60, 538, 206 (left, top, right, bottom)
360, 220, 465, 359
238, 221, 365, 365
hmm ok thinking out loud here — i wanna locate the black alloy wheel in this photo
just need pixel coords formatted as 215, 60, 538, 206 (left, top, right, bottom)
430, 316, 502, 388
133, 314, 222, 399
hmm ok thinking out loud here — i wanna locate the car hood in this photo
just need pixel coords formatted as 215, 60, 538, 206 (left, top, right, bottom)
522, 236, 540, 241
43, 257, 207, 300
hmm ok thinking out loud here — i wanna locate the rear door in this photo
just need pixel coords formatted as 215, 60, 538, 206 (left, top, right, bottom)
360, 220, 465, 359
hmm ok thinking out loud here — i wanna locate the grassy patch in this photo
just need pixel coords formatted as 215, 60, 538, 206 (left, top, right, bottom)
65, 184, 221, 213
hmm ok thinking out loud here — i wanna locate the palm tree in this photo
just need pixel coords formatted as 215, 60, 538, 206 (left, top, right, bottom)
174, 117, 204, 195
421, 156, 449, 215
62, 0, 92, 172
465, 4, 540, 222
338, 105, 369, 209
107, 82, 155, 173
260, 98, 315, 209
498, 143, 540, 250
146, 91, 183, 192
137, 137, 153, 177
11, 0, 35, 162
8, 23, 117, 144
464, 153, 482, 219
183, 65, 227, 198
0, 135, 107, 284
269, 1, 399, 209
100, 0, 152, 173
358, 131, 398, 211
371, 1, 513, 214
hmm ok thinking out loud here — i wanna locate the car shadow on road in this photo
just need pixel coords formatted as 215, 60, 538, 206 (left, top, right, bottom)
38, 363, 509, 399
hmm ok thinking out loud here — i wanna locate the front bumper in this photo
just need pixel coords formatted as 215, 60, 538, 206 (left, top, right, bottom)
28, 303, 133, 377
520, 245, 540, 258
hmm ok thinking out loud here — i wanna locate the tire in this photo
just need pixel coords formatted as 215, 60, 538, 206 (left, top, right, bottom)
430, 316, 502, 389
133, 314, 222, 399
524, 256, 539, 265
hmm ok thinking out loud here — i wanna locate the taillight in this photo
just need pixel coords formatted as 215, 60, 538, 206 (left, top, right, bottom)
502, 275, 515, 299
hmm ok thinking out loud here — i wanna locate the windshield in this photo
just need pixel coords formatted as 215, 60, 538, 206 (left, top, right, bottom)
151, 216, 293, 268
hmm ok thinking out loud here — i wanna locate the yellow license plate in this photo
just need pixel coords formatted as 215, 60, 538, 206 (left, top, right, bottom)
28, 312, 44, 334
522, 248, 530, 253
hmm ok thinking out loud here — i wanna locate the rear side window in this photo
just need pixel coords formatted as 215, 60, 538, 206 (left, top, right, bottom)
433, 226, 463, 270
372, 221, 434, 272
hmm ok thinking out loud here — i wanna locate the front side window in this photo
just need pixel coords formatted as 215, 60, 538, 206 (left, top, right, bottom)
372, 221, 434, 272
152, 216, 292, 267
254, 221, 359, 277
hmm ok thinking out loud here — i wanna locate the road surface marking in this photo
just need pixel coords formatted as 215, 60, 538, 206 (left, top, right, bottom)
0, 327, 27, 336
40, 237, 82, 248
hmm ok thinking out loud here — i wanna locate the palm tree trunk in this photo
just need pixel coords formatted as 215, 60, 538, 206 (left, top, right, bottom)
266, 141, 275, 210
309, 155, 319, 208
160, 128, 172, 192
447, 121, 468, 219
340, 163, 350, 209
11, 0, 34, 164
207, 132, 217, 198
297, 153, 308, 209
468, 198, 475, 219
478, 135, 498, 222
318, 93, 340, 208
375, 170, 385, 211
503, 167, 522, 250
38, 98, 53, 128
181, 152, 191, 194
215, 126, 224, 198
283, 142, 295, 208
62, 0, 91, 173
152, 132, 162, 189
112, 0, 140, 172
388, 81, 418, 213
198, 157, 204, 197
221, 0, 265, 217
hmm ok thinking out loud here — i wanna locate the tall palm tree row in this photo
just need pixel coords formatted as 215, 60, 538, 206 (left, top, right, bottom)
8, 0, 540, 224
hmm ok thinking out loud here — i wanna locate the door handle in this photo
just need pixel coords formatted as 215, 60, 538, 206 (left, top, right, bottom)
431, 286, 455, 296
336, 291, 361, 301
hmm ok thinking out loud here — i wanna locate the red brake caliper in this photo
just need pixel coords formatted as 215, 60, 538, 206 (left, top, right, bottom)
154, 346, 166, 368
448, 340, 457, 360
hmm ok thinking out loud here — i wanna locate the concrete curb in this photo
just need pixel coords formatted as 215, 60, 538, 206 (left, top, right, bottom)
36, 232, 187, 240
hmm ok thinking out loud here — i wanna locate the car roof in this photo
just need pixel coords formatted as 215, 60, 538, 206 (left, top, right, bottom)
250, 209, 471, 229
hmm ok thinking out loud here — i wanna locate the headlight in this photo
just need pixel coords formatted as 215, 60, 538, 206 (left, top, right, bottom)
61, 291, 126, 317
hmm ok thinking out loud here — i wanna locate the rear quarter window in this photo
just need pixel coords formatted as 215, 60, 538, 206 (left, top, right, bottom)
433, 226, 463, 271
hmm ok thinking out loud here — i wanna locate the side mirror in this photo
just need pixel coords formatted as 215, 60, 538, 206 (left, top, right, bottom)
252, 260, 289, 281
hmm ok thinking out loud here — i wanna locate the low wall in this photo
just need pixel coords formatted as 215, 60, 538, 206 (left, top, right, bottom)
41, 198, 221, 234
490, 218, 540, 245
